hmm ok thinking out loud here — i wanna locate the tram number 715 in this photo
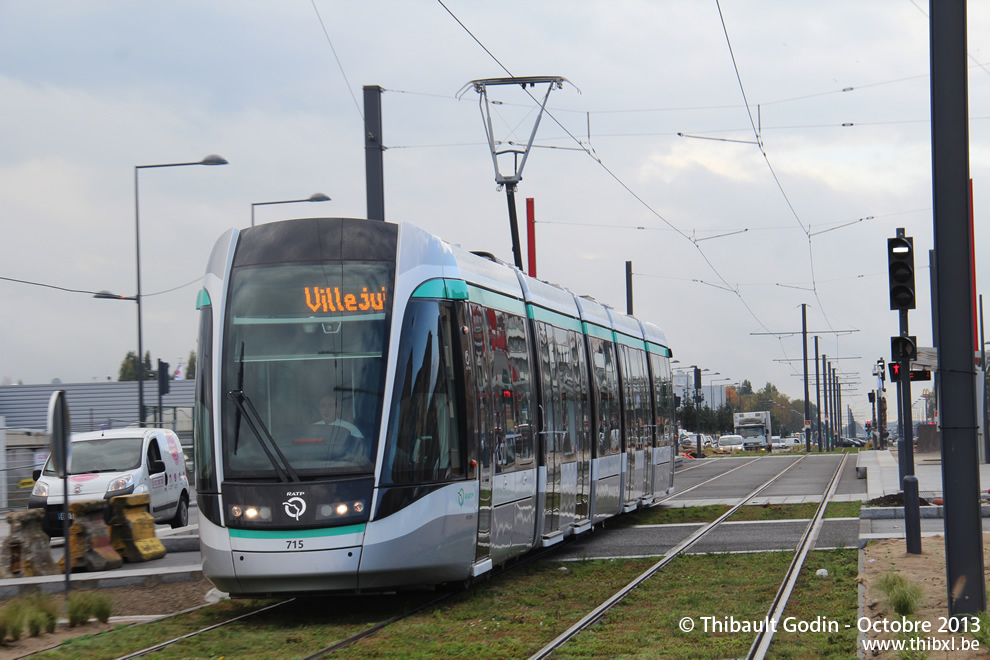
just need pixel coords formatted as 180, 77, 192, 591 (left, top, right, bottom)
286, 540, 305, 550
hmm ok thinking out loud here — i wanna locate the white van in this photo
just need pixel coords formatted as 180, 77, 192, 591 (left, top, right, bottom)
717, 434, 745, 450
28, 428, 190, 536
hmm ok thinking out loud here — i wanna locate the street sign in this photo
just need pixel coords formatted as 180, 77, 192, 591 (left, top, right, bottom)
47, 391, 70, 478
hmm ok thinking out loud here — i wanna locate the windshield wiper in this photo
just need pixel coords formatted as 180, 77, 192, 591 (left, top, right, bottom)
227, 389, 300, 483
232, 342, 245, 454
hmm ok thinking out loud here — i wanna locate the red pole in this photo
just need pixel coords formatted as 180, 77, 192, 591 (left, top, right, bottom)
971, 178, 979, 355
526, 197, 537, 277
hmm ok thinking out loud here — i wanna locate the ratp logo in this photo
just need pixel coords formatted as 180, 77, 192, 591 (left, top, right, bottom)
283, 496, 307, 520
458, 488, 465, 506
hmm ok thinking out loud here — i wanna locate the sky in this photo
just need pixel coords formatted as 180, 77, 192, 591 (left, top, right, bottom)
1, 1, 988, 425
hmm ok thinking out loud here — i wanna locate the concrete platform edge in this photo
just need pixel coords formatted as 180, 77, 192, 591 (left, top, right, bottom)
0, 564, 203, 599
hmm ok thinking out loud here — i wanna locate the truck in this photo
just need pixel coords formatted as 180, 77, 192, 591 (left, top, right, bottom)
733, 411, 772, 451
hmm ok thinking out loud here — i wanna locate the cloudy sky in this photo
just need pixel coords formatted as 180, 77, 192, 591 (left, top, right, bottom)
2, 1, 987, 424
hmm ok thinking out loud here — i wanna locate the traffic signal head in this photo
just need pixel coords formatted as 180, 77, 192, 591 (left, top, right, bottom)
887, 235, 916, 310
158, 360, 170, 396
878, 358, 886, 382
891, 335, 918, 362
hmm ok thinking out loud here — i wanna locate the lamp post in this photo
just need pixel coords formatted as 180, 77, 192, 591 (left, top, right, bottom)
109, 154, 229, 427
251, 193, 331, 227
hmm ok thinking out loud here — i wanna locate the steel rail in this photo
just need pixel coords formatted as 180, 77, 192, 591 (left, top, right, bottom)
528, 454, 809, 660
746, 453, 848, 659
300, 592, 452, 659
113, 598, 296, 660
299, 541, 573, 658
655, 455, 764, 503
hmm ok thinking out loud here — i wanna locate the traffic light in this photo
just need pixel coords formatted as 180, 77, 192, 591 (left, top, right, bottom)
888, 363, 932, 381
887, 235, 916, 310
888, 364, 932, 382
868, 391, 876, 403
158, 360, 170, 396
891, 335, 918, 361
878, 358, 886, 382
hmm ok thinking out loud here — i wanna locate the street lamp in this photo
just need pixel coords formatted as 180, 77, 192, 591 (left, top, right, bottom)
708, 377, 731, 409
251, 192, 331, 227
103, 154, 229, 427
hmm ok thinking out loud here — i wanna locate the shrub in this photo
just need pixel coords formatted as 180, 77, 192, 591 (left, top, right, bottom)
26, 610, 47, 637
67, 593, 90, 627
968, 611, 990, 647
88, 593, 112, 623
4, 600, 27, 641
25, 593, 58, 634
877, 572, 923, 616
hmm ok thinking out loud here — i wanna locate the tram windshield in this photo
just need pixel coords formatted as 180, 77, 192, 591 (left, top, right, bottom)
221, 262, 393, 480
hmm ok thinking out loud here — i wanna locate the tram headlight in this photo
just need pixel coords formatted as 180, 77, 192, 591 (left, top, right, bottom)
229, 504, 272, 522
316, 500, 366, 520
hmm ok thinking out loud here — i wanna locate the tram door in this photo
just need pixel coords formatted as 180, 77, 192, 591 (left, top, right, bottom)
567, 330, 591, 523
538, 324, 561, 535
470, 304, 493, 563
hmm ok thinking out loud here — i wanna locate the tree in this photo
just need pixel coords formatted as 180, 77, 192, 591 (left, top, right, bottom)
677, 400, 697, 433
118, 350, 155, 381
186, 350, 197, 380
739, 380, 754, 396
119, 351, 138, 381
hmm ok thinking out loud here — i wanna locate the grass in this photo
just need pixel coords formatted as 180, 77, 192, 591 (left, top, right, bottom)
610, 500, 861, 526
28, 551, 861, 658
767, 549, 860, 658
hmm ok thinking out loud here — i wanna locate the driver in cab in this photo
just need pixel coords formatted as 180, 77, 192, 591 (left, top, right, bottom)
310, 393, 367, 464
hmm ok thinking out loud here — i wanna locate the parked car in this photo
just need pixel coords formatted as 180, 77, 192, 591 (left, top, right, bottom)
678, 433, 714, 453
835, 436, 865, 448
717, 434, 744, 450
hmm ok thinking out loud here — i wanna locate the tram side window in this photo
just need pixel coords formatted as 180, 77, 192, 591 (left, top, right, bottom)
488, 308, 534, 474
590, 336, 621, 456
194, 302, 215, 491
505, 313, 533, 465
555, 326, 581, 457
625, 346, 649, 450
572, 329, 591, 460
650, 353, 673, 447
488, 308, 514, 473
382, 300, 465, 485
537, 323, 556, 452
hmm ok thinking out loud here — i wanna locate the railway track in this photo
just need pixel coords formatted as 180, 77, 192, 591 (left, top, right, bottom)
25, 454, 850, 659
99, 544, 565, 659
528, 453, 848, 659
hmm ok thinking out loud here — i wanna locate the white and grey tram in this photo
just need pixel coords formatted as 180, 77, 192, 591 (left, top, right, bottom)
194, 217, 676, 596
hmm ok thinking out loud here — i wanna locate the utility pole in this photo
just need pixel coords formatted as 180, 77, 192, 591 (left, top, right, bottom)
626, 261, 634, 315
815, 336, 822, 451
929, 0, 986, 614
364, 85, 385, 221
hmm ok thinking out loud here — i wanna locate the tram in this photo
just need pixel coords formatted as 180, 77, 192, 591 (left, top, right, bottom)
194, 217, 676, 596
